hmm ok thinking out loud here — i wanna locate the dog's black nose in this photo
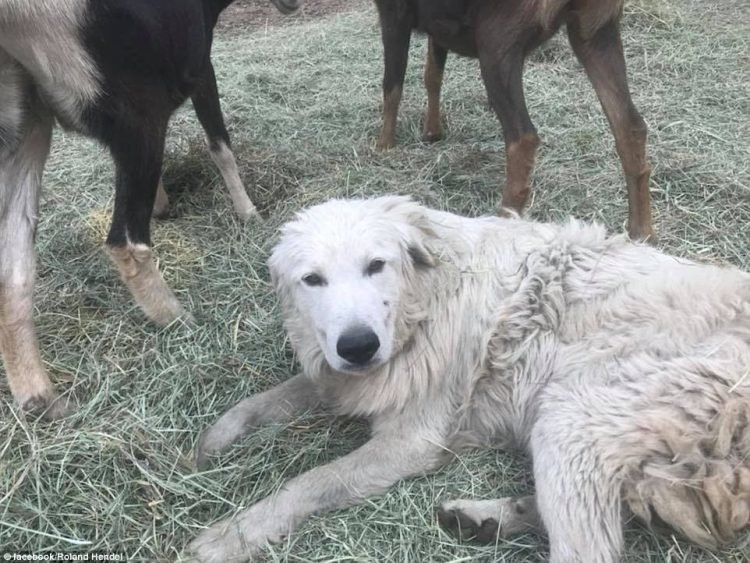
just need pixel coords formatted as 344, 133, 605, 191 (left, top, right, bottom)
337, 327, 380, 366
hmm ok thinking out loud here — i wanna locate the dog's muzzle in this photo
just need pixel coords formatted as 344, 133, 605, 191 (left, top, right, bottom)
271, 0, 301, 15
337, 327, 380, 367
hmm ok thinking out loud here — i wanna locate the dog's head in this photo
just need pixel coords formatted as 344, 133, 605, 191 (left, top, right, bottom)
269, 196, 436, 376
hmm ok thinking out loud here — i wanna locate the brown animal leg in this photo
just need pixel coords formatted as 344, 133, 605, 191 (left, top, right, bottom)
422, 37, 448, 143
374, 2, 413, 150
567, 19, 654, 241
477, 28, 541, 214
0, 97, 68, 419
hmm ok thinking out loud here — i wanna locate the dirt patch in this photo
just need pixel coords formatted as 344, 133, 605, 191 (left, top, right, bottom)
216, 0, 369, 34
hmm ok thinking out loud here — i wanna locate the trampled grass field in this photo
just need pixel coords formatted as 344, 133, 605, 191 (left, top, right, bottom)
1, 0, 748, 561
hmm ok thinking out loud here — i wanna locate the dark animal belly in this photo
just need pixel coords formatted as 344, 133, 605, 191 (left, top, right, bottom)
414, 0, 478, 58
429, 25, 478, 58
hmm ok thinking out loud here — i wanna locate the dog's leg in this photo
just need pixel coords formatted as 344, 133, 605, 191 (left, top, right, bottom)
106, 118, 189, 326
437, 495, 541, 542
191, 61, 257, 220
567, 19, 653, 242
530, 414, 623, 563
476, 16, 542, 214
374, 1, 413, 150
0, 86, 67, 418
194, 373, 321, 469
187, 424, 448, 563
422, 36, 447, 143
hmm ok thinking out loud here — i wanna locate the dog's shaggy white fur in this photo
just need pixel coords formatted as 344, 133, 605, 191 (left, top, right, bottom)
189, 196, 750, 563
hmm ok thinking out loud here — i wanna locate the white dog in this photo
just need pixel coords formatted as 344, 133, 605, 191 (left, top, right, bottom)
188, 196, 750, 563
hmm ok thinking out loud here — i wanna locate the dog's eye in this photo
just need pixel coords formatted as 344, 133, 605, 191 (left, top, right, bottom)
366, 259, 385, 276
302, 273, 325, 287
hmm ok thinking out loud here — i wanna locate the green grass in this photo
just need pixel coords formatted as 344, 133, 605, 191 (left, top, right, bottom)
1, 0, 748, 561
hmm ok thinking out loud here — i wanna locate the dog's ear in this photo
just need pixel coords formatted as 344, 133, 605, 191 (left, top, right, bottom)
268, 229, 296, 299
407, 240, 435, 268
375, 196, 437, 269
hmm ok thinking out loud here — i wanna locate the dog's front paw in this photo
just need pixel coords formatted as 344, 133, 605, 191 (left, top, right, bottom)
194, 426, 225, 470
186, 518, 261, 563
195, 415, 246, 470
195, 396, 268, 469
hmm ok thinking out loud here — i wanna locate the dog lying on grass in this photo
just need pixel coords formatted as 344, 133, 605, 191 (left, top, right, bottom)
188, 196, 750, 563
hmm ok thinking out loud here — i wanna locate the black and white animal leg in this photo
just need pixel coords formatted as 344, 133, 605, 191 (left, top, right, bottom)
191, 62, 257, 220
106, 120, 190, 326
0, 82, 67, 418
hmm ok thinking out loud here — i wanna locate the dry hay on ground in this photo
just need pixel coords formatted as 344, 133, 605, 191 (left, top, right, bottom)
1, 0, 748, 561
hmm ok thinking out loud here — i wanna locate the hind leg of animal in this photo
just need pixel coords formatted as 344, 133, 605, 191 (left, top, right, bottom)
437, 495, 541, 542
106, 121, 189, 326
531, 416, 623, 563
374, 2, 412, 150
191, 61, 257, 220
477, 27, 541, 214
0, 103, 68, 418
567, 19, 654, 242
422, 37, 447, 143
